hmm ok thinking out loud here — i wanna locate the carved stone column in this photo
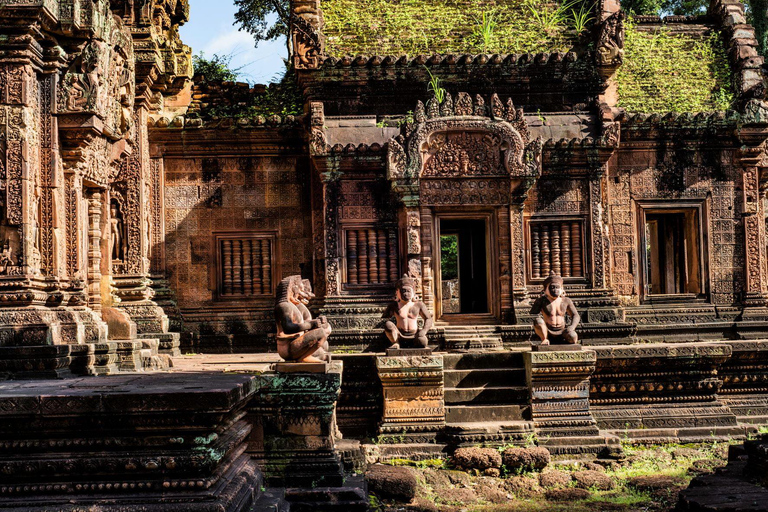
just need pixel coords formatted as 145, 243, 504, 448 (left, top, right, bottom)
86, 190, 103, 314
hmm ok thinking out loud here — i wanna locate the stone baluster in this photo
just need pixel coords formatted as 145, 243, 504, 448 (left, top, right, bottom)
561, 223, 571, 277
253, 240, 262, 293
551, 223, 561, 276
572, 222, 583, 277
358, 230, 368, 285
233, 240, 242, 295
532, 224, 541, 279
347, 230, 358, 285
377, 230, 388, 283
222, 240, 233, 295
541, 225, 551, 276
388, 228, 399, 283
243, 240, 254, 295
368, 228, 378, 284
260, 240, 271, 293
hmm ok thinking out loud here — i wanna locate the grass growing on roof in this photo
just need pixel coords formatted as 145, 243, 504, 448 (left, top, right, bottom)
616, 22, 735, 113
321, 0, 585, 57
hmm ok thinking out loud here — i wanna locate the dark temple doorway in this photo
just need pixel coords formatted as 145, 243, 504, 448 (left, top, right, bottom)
439, 218, 489, 315
643, 209, 703, 297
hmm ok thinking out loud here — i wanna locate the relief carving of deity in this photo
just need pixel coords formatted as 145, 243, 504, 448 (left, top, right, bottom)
422, 131, 509, 178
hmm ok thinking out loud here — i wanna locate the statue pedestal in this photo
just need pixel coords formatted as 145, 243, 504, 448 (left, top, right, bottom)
376, 354, 444, 442
533, 344, 583, 352
524, 349, 620, 458
386, 347, 433, 357
249, 362, 345, 488
273, 362, 329, 373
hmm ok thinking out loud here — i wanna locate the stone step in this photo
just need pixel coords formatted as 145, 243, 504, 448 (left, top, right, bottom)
443, 351, 525, 369
444, 385, 528, 405
446, 404, 529, 423
444, 420, 534, 435
444, 368, 526, 388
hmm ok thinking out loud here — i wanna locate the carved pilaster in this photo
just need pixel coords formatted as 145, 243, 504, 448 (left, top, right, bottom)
589, 171, 609, 291
403, 202, 422, 293
420, 207, 434, 314
323, 178, 341, 297
510, 204, 528, 308
743, 167, 768, 306
113, 108, 169, 334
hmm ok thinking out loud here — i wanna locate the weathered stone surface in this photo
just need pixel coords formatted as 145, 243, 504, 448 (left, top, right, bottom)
502, 447, 551, 472
572, 470, 615, 490
539, 470, 572, 488
452, 447, 503, 471
365, 464, 418, 502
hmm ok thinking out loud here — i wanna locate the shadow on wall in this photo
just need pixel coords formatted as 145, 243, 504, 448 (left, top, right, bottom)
155, 147, 314, 354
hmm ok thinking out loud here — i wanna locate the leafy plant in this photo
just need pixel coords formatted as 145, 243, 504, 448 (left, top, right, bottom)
234, 0, 291, 53
193, 52, 242, 83
426, 67, 446, 104
525, 0, 576, 37
570, 1, 595, 34
473, 10, 498, 53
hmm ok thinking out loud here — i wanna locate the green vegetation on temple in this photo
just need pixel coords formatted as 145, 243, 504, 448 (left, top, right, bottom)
191, 52, 303, 120
321, 0, 588, 56
616, 22, 735, 113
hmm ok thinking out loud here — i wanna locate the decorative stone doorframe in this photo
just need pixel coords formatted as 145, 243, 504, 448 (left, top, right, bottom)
387, 93, 542, 322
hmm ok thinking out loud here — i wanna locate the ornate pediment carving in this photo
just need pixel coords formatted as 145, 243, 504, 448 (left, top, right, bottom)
387, 93, 541, 182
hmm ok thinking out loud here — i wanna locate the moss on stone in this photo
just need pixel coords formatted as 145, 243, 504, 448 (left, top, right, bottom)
321, 0, 582, 57
616, 22, 735, 113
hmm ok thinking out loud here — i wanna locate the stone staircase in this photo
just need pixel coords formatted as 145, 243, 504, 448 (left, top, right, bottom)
442, 351, 534, 446
440, 325, 504, 351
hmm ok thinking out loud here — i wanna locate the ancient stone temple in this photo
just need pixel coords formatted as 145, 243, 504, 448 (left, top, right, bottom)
4, 0, 768, 508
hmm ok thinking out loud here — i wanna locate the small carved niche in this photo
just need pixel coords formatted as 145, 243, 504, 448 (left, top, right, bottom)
343, 227, 399, 287
528, 218, 585, 281
216, 233, 275, 298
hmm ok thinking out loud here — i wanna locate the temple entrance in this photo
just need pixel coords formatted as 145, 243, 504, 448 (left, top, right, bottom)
437, 218, 489, 317
639, 206, 705, 300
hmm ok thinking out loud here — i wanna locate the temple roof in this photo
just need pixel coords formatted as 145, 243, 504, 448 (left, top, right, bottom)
321, 0, 582, 58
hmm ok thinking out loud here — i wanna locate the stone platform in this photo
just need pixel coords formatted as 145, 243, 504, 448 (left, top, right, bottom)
0, 373, 271, 512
